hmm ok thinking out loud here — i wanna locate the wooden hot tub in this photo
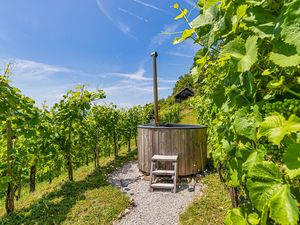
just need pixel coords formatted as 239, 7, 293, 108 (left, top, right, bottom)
138, 124, 207, 176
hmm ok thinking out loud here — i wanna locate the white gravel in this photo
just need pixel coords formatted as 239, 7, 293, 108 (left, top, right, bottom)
108, 161, 203, 225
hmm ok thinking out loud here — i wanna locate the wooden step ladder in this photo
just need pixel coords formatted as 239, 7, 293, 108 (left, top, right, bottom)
149, 155, 178, 193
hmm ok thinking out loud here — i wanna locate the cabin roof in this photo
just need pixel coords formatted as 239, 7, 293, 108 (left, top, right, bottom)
174, 87, 194, 99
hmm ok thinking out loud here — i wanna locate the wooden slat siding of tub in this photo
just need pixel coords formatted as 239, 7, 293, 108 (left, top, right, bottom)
148, 128, 153, 172
159, 129, 165, 169
183, 129, 188, 175
138, 128, 143, 172
198, 129, 203, 172
193, 129, 199, 174
176, 129, 184, 174
172, 129, 181, 172
200, 128, 206, 172
199, 128, 206, 171
189, 129, 195, 174
191, 129, 198, 174
138, 125, 207, 176
197, 129, 202, 173
203, 127, 208, 170
143, 128, 148, 172
203, 128, 208, 170
158, 129, 168, 170
167, 129, 173, 170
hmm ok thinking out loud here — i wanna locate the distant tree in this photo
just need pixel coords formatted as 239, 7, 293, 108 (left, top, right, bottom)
172, 74, 194, 96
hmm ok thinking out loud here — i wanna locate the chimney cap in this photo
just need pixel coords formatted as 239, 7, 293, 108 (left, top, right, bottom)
150, 51, 158, 57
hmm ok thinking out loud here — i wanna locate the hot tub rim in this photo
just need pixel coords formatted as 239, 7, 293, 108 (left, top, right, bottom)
138, 123, 207, 129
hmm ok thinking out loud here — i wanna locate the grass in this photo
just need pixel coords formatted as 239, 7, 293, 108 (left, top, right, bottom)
0, 149, 137, 225
179, 109, 198, 124
178, 107, 231, 224
179, 173, 232, 225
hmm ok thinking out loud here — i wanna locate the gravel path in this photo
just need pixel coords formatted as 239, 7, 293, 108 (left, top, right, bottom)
108, 161, 203, 225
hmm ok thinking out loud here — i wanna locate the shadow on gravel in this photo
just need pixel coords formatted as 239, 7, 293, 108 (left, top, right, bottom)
0, 150, 137, 225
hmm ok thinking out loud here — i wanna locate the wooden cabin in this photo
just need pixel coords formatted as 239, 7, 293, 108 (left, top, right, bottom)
175, 87, 194, 103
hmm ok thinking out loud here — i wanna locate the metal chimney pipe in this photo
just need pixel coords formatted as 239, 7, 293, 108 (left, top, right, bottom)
151, 51, 159, 125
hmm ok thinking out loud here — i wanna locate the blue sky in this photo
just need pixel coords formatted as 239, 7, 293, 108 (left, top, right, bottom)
0, 0, 199, 108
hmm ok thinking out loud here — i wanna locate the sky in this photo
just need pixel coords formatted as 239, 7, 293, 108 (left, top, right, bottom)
0, 0, 199, 108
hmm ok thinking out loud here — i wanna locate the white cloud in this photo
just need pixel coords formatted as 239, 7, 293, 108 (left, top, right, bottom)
166, 51, 193, 58
132, 0, 168, 13
118, 7, 148, 22
1, 58, 174, 108
108, 68, 152, 81
1, 58, 174, 84
96, 0, 134, 38
166, 40, 199, 59
184, 0, 196, 7
158, 78, 177, 83
0, 59, 73, 80
105, 67, 177, 84
150, 23, 180, 47
103, 83, 171, 95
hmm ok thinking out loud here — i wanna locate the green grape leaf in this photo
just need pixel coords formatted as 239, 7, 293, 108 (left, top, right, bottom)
220, 36, 258, 72
220, 37, 245, 59
242, 150, 264, 172
225, 208, 247, 225
269, 185, 299, 225
245, 7, 276, 39
248, 161, 282, 183
173, 28, 194, 45
0, 176, 10, 189
269, 41, 300, 67
270, 53, 300, 67
190, 66, 199, 83
225, 208, 260, 225
190, 14, 211, 28
194, 48, 208, 61
247, 161, 283, 211
230, 168, 240, 187
232, 5, 248, 32
211, 84, 225, 108
280, 0, 300, 53
190, 3, 219, 28
198, 0, 220, 10
262, 69, 271, 76
204, 3, 219, 21
283, 143, 300, 179
233, 105, 262, 141
240, 72, 255, 98
248, 213, 260, 225
174, 9, 188, 20
285, 167, 300, 179
258, 114, 300, 145
237, 5, 247, 21
239, 36, 259, 72
195, 52, 209, 70
283, 143, 300, 170
267, 76, 285, 89
251, 22, 275, 39
228, 156, 243, 187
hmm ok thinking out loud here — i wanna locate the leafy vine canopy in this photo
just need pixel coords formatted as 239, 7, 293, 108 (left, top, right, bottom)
172, 0, 300, 224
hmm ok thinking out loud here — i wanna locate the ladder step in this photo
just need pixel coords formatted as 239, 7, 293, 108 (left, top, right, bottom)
151, 183, 174, 189
152, 155, 178, 162
152, 170, 175, 176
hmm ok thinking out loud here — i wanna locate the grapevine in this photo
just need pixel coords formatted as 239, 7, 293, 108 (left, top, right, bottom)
0, 70, 151, 214
172, 0, 300, 224
262, 98, 300, 118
